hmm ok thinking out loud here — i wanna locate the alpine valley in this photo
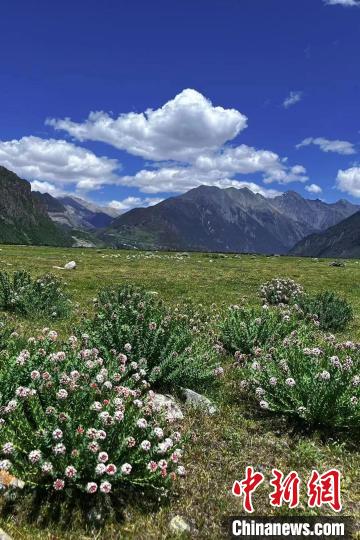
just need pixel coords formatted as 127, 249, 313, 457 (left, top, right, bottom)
0, 165, 359, 256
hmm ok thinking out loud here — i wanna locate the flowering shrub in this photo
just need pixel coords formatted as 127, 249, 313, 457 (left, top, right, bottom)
259, 278, 303, 306
0, 271, 71, 319
0, 329, 185, 513
219, 305, 301, 356
239, 332, 360, 430
296, 291, 353, 332
82, 286, 221, 392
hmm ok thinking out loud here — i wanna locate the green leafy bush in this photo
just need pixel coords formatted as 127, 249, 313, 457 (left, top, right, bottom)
0, 329, 185, 518
240, 334, 360, 430
259, 278, 304, 306
296, 291, 353, 332
82, 285, 221, 392
0, 318, 13, 352
0, 271, 70, 319
219, 305, 301, 356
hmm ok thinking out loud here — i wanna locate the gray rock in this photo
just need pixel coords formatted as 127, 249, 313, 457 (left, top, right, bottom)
64, 260, 76, 270
0, 528, 12, 540
169, 515, 191, 535
182, 388, 217, 414
152, 394, 184, 421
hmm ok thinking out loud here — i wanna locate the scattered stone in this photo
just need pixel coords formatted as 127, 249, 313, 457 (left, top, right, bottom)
64, 260, 77, 270
169, 515, 191, 535
182, 388, 217, 415
152, 394, 184, 421
0, 528, 12, 540
329, 260, 345, 267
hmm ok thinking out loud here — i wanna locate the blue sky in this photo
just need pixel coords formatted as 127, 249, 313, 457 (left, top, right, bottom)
0, 0, 359, 211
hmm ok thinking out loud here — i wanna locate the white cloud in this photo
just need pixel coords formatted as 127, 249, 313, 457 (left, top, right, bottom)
117, 165, 283, 197
296, 137, 356, 155
336, 167, 360, 197
108, 196, 163, 212
0, 136, 121, 192
30, 180, 64, 197
305, 183, 323, 194
47, 89, 247, 162
324, 0, 360, 6
283, 91, 303, 109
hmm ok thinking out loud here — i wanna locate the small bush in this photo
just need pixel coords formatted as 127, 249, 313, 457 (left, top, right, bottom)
82, 285, 221, 392
240, 334, 360, 430
260, 278, 303, 306
0, 330, 186, 518
0, 271, 70, 319
296, 291, 353, 332
219, 305, 301, 356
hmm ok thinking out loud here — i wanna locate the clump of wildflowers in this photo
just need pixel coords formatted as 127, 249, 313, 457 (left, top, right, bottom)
259, 278, 303, 306
81, 285, 221, 392
0, 270, 71, 319
0, 330, 186, 507
240, 335, 360, 430
219, 305, 300, 356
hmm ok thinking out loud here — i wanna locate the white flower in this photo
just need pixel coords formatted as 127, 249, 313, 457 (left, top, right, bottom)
31, 370, 40, 380
153, 427, 164, 439
140, 440, 151, 451
136, 418, 148, 429
65, 466, 77, 478
259, 400, 269, 409
91, 401, 102, 411
100, 481, 112, 493
56, 389, 68, 400
53, 443, 66, 455
2, 442, 14, 455
86, 482, 98, 494
52, 428, 63, 441
41, 462, 53, 474
106, 464, 117, 475
28, 450, 42, 463
124, 343, 132, 352
318, 371, 330, 381
121, 463, 132, 475
98, 452, 109, 463
269, 377, 277, 386
177, 466, 186, 477
95, 463, 106, 476
0, 459, 11, 470
285, 378, 296, 387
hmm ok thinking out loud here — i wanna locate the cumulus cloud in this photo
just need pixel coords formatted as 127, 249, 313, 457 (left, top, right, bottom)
47, 89, 247, 162
324, 0, 360, 6
0, 136, 121, 192
305, 183, 323, 194
283, 91, 303, 109
296, 137, 356, 155
336, 167, 360, 197
108, 196, 163, 212
116, 165, 283, 198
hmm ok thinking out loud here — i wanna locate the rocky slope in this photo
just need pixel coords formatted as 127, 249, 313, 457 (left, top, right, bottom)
0, 167, 71, 246
290, 211, 360, 258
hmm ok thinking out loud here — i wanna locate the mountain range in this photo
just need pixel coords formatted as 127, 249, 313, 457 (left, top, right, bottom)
102, 185, 359, 254
0, 165, 359, 255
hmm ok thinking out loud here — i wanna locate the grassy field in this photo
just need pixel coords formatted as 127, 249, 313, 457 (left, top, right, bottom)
0, 244, 359, 539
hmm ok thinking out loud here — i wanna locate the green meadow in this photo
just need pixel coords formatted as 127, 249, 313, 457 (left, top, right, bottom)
0, 244, 359, 539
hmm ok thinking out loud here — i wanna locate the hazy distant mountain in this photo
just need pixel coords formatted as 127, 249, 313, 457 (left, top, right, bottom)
103, 185, 359, 253
0, 166, 71, 246
290, 211, 360, 258
36, 194, 119, 230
